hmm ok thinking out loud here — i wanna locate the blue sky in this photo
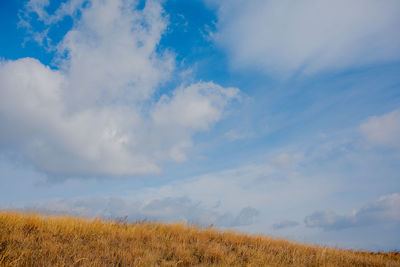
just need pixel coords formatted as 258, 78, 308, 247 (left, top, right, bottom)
1, 0, 400, 251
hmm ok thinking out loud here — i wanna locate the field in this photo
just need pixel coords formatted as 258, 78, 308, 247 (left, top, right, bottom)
0, 211, 399, 266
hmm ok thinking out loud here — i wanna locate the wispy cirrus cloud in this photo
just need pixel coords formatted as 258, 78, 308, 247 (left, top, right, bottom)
208, 0, 400, 74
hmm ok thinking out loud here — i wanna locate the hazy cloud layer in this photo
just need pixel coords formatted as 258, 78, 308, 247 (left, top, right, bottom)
6, 117, 400, 249
305, 193, 400, 230
0, 0, 238, 177
26, 196, 259, 227
209, 0, 400, 74
272, 220, 300, 230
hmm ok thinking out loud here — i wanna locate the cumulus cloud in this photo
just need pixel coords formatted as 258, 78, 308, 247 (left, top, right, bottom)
0, 0, 239, 177
209, 0, 400, 74
26, 196, 259, 227
305, 193, 400, 230
360, 109, 400, 149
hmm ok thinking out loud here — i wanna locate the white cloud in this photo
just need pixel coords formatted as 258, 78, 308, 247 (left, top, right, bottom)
153, 83, 238, 131
0, 0, 238, 177
151, 82, 238, 162
209, 0, 400, 74
305, 193, 400, 230
360, 109, 400, 149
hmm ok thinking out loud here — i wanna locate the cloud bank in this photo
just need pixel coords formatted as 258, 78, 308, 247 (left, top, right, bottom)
305, 193, 400, 230
26, 196, 259, 227
209, 0, 400, 74
0, 0, 238, 177
4, 116, 399, 249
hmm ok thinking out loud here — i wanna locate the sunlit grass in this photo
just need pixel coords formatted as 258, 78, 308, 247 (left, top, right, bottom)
0, 211, 399, 266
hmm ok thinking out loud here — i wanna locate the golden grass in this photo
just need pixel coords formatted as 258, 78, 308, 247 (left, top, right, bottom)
0, 211, 399, 266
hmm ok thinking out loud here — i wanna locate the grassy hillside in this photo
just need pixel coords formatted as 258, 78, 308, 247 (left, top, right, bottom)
0, 211, 399, 266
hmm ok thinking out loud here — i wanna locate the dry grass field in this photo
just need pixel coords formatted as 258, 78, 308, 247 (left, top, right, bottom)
0, 211, 399, 266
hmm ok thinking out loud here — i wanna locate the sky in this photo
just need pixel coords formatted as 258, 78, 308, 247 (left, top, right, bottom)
0, 0, 400, 251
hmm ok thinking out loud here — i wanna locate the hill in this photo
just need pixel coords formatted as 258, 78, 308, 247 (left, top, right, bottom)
0, 211, 399, 266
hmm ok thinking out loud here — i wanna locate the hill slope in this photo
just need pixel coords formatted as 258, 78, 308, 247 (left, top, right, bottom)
0, 211, 399, 266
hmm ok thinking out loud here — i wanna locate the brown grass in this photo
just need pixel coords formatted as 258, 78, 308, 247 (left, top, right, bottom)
0, 211, 399, 266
